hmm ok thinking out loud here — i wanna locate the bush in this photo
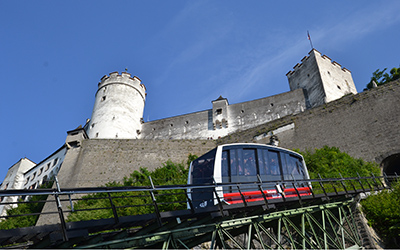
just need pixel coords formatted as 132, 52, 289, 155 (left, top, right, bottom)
361, 182, 400, 248
67, 154, 197, 222
0, 181, 53, 230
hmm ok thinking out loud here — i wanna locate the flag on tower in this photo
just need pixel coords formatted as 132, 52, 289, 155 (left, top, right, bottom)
307, 30, 314, 49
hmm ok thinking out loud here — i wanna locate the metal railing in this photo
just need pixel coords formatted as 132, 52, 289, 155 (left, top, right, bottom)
0, 173, 397, 247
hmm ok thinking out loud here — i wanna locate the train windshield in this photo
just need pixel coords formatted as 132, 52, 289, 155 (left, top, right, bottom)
282, 153, 306, 180
190, 148, 216, 184
220, 145, 306, 183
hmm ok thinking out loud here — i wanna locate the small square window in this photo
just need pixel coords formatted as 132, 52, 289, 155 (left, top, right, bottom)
216, 109, 222, 115
101, 96, 106, 102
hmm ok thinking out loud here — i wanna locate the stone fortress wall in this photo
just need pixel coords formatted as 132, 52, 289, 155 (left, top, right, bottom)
218, 79, 400, 172
140, 88, 307, 140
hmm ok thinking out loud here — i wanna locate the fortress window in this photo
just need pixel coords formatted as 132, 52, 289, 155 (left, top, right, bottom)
307, 74, 310, 77
170, 124, 173, 127
101, 96, 106, 102
337, 85, 341, 90
327, 71, 331, 76
241, 110, 245, 113
216, 109, 222, 115
270, 103, 274, 107
185, 121, 189, 125
96, 132, 99, 138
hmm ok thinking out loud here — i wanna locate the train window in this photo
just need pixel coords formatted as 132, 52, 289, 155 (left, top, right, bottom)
191, 148, 216, 184
241, 149, 257, 176
230, 149, 238, 176
222, 150, 229, 177
282, 153, 305, 180
265, 150, 282, 181
258, 149, 267, 175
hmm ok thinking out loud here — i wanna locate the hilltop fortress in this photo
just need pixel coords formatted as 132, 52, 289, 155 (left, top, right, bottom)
85, 49, 357, 141
4, 48, 400, 224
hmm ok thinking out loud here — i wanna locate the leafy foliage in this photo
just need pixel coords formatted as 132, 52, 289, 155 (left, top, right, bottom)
299, 146, 380, 179
0, 181, 53, 230
361, 182, 400, 248
365, 65, 400, 90
67, 154, 197, 222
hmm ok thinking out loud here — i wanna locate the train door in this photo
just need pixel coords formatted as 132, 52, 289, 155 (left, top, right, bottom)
190, 148, 216, 208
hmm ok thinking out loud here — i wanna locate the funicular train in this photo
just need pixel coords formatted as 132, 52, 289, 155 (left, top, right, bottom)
187, 143, 312, 209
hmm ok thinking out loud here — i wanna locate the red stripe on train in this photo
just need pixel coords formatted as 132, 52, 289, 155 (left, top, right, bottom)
223, 187, 312, 204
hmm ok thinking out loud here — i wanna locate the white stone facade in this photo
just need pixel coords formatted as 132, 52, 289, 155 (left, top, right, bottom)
139, 89, 307, 140
86, 72, 146, 139
0, 147, 66, 217
286, 49, 357, 108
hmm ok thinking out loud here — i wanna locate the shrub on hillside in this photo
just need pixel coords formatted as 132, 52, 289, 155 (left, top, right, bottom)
67, 154, 197, 222
361, 182, 400, 248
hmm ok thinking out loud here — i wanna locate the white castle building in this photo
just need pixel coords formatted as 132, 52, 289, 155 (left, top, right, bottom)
0, 49, 357, 217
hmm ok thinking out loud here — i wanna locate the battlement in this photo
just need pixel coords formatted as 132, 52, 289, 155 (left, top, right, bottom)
286, 49, 352, 76
97, 71, 146, 98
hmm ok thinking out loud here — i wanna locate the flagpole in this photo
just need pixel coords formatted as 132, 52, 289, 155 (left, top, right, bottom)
307, 31, 314, 50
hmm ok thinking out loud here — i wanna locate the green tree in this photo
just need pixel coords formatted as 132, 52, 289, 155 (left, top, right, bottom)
365, 65, 400, 90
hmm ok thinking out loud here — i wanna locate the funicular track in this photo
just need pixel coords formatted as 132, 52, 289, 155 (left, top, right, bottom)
0, 174, 396, 249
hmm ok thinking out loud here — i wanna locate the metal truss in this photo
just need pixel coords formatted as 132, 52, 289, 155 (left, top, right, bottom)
77, 199, 362, 249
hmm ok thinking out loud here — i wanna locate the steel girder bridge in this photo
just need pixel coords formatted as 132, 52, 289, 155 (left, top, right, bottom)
0, 174, 395, 249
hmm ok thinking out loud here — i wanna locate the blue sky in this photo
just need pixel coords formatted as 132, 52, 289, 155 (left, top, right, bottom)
1, 1, 400, 181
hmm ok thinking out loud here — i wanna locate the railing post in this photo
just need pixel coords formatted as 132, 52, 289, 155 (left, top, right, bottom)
291, 174, 302, 204
237, 184, 247, 207
356, 172, 366, 192
318, 174, 328, 200
185, 190, 195, 213
148, 176, 162, 226
212, 178, 225, 216
107, 193, 119, 224
383, 172, 390, 188
54, 177, 68, 242
370, 172, 383, 190
257, 175, 270, 208
339, 173, 349, 195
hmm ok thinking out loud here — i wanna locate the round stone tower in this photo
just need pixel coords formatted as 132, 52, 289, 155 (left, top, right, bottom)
86, 71, 146, 139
